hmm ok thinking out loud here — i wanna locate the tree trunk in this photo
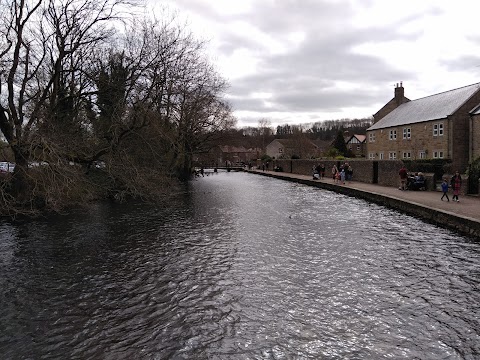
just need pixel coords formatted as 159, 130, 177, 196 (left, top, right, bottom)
10, 148, 32, 204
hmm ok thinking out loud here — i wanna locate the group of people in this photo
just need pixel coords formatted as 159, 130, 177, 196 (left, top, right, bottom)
441, 171, 463, 202
312, 162, 353, 185
399, 165, 463, 202
331, 162, 353, 184
312, 164, 326, 179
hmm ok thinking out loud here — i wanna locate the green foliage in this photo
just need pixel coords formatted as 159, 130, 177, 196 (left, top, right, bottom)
324, 147, 341, 158
332, 130, 348, 156
261, 154, 272, 162
335, 155, 345, 160
403, 159, 450, 179
467, 157, 480, 193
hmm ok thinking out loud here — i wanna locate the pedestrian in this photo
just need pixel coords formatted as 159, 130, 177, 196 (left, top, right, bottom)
347, 164, 353, 181
340, 168, 346, 184
399, 165, 408, 190
441, 178, 449, 202
319, 164, 326, 179
332, 164, 338, 181
335, 171, 341, 184
313, 164, 320, 179
450, 171, 462, 202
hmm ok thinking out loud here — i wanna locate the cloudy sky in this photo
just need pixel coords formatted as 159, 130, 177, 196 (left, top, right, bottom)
153, 0, 480, 128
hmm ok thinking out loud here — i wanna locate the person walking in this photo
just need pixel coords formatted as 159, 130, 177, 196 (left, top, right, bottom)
340, 168, 346, 184
332, 164, 338, 181
319, 164, 326, 179
451, 171, 462, 202
399, 165, 408, 190
441, 178, 450, 202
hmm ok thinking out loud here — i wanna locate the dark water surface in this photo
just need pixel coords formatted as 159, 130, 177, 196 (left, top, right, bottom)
0, 172, 479, 359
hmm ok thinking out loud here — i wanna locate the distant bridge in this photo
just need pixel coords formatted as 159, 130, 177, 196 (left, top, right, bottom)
194, 166, 246, 175
202, 166, 245, 171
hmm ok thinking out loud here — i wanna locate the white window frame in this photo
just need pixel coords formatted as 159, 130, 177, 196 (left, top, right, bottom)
388, 151, 397, 159
403, 127, 411, 139
379, 152, 384, 160
369, 132, 376, 142
368, 152, 375, 159
419, 151, 426, 159
389, 130, 397, 140
433, 123, 444, 137
402, 151, 411, 159
433, 151, 444, 159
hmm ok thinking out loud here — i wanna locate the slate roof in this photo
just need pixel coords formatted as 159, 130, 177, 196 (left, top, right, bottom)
368, 82, 480, 131
346, 134, 366, 143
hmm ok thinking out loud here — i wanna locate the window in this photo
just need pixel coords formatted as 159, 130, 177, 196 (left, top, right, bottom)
433, 151, 444, 159
379, 152, 384, 160
433, 123, 444, 136
402, 151, 411, 159
403, 127, 411, 139
389, 130, 397, 140
419, 151, 426, 159
389, 151, 397, 159
356, 145, 360, 151
369, 132, 375, 142
368, 152, 375, 159
279, 148, 283, 153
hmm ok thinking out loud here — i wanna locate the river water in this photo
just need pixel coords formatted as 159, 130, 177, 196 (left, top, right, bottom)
0, 171, 479, 359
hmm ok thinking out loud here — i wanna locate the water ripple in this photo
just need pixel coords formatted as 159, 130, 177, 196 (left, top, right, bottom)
0, 173, 479, 359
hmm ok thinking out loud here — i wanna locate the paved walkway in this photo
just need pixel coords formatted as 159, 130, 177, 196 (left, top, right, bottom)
249, 169, 480, 237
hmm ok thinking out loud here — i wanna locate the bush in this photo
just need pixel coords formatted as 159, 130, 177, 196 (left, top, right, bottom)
467, 157, 480, 194
261, 154, 272, 162
403, 159, 450, 179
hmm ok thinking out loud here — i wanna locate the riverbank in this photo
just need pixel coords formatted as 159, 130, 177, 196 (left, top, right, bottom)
248, 169, 480, 239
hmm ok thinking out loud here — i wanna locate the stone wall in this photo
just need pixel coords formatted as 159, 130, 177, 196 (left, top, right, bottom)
273, 159, 377, 184
377, 160, 403, 187
270, 158, 468, 193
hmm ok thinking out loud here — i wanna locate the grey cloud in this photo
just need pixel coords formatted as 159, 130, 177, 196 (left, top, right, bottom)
168, 0, 449, 125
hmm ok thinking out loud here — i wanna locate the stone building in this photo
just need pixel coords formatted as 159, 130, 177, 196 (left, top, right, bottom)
471, 105, 480, 161
345, 134, 366, 157
367, 82, 480, 172
266, 138, 319, 159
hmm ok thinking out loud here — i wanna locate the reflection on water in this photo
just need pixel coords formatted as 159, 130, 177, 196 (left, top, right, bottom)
0, 172, 479, 359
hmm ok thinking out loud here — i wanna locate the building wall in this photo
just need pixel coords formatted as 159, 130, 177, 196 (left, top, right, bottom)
366, 120, 450, 161
450, 90, 480, 171
473, 114, 480, 160
266, 140, 285, 159
346, 139, 366, 157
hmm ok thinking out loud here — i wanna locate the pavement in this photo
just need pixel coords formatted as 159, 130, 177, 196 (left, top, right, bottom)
248, 169, 480, 237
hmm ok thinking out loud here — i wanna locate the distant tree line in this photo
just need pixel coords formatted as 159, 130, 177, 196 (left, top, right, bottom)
276, 118, 373, 139
219, 117, 373, 156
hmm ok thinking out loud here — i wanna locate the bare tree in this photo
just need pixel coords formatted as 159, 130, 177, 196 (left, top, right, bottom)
0, 3, 235, 214
0, 0, 139, 212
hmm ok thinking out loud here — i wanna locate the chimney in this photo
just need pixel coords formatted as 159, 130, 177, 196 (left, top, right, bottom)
394, 81, 404, 105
